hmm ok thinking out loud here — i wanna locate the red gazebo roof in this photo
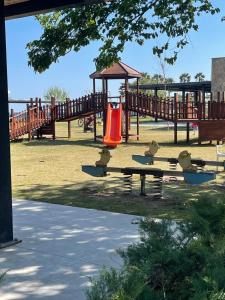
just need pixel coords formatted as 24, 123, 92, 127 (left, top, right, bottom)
90, 62, 142, 80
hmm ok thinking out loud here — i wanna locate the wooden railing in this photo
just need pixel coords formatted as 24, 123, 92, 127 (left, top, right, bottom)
127, 92, 176, 121
9, 105, 51, 141
9, 93, 107, 140
126, 92, 225, 122
52, 93, 107, 121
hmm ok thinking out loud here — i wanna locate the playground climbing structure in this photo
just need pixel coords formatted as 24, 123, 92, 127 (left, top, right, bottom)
8, 62, 225, 144
9, 90, 225, 144
9, 93, 107, 141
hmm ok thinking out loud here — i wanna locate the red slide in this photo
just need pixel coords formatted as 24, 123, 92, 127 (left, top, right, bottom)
103, 103, 122, 148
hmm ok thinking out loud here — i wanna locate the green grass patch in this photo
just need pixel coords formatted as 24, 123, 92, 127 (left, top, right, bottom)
11, 121, 224, 220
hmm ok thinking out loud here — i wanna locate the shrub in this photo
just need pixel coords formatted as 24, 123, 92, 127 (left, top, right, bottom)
0, 272, 5, 284
86, 196, 225, 300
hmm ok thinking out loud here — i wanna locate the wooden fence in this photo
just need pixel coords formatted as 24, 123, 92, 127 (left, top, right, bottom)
126, 91, 225, 122
52, 93, 107, 121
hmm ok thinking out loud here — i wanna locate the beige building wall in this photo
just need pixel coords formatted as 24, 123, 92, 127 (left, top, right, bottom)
211, 57, 225, 94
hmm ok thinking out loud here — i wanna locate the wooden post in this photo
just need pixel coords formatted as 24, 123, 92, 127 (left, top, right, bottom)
93, 79, 97, 142
198, 91, 202, 103
202, 89, 206, 119
217, 91, 221, 102
154, 88, 158, 122
137, 112, 140, 141
102, 79, 107, 137
125, 77, 129, 143
66, 97, 71, 138
194, 91, 198, 106
222, 92, 225, 102
186, 122, 190, 143
65, 98, 69, 118
136, 78, 139, 141
186, 93, 190, 119
182, 90, 185, 102
51, 97, 56, 140
174, 93, 178, 144
39, 98, 42, 110
68, 121, 71, 139
27, 104, 32, 141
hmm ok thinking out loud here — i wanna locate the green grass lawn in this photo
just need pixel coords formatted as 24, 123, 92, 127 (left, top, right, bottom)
11, 120, 225, 220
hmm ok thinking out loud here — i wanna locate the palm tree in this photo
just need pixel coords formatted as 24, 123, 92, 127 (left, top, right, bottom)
139, 72, 152, 85
179, 73, 191, 83
194, 72, 205, 82
165, 77, 174, 84
152, 74, 166, 84
44, 86, 70, 102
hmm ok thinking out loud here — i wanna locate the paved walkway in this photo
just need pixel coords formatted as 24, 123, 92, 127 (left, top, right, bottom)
0, 200, 139, 300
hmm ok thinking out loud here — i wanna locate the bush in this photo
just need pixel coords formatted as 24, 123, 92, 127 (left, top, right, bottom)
86, 196, 225, 300
0, 272, 5, 284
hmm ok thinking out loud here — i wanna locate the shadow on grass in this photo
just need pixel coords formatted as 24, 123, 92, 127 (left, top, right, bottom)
125, 139, 212, 148
23, 138, 103, 149
13, 176, 225, 220
20, 135, 217, 149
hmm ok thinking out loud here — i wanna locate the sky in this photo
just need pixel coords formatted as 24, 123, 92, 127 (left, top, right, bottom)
5, 1, 225, 110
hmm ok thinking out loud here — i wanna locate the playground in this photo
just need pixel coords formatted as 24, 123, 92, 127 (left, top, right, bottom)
2, 1, 225, 299
7, 62, 225, 220
11, 120, 225, 219
3, 61, 225, 299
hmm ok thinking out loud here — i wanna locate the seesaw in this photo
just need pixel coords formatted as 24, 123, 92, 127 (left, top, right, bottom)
132, 141, 222, 185
81, 145, 218, 199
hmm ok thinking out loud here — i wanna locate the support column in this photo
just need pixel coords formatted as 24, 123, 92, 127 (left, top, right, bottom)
93, 79, 97, 142
68, 121, 71, 139
102, 79, 107, 137
182, 90, 185, 102
137, 112, 139, 141
136, 78, 139, 141
194, 91, 198, 106
154, 88, 158, 122
186, 122, 190, 143
125, 78, 129, 143
174, 122, 178, 144
51, 97, 56, 140
0, 2, 13, 245
202, 88, 206, 119
174, 93, 178, 144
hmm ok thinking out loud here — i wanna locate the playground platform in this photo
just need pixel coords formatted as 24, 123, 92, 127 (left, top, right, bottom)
0, 200, 139, 300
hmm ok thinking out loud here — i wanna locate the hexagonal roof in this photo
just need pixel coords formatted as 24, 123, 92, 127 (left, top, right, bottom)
90, 62, 142, 80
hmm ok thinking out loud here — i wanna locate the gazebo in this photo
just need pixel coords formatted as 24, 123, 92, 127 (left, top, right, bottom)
90, 61, 142, 142
1, 0, 99, 248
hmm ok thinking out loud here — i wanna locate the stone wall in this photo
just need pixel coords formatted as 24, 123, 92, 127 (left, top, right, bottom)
211, 57, 225, 94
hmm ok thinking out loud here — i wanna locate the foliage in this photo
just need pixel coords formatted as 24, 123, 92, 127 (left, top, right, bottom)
195, 72, 206, 82
27, 1, 219, 73
131, 72, 174, 86
128, 72, 174, 97
44, 86, 69, 102
86, 196, 225, 300
0, 272, 6, 285
179, 73, 191, 83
